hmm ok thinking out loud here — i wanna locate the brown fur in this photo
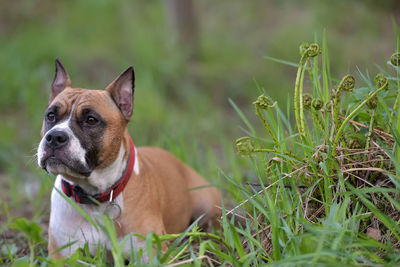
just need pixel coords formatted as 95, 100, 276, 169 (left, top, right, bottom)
46, 88, 127, 169
46, 88, 221, 255
119, 136, 221, 237
44, 61, 221, 257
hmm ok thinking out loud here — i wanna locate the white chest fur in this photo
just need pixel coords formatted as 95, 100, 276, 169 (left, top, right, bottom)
49, 145, 142, 258
49, 176, 124, 256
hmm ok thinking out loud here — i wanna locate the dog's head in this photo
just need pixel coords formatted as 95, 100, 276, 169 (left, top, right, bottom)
37, 59, 134, 182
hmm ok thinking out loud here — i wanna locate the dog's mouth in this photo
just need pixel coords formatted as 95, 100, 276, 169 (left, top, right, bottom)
41, 153, 91, 178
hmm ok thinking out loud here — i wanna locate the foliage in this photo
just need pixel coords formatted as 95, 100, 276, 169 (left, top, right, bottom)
2, 1, 400, 266
230, 32, 400, 265
3, 33, 400, 265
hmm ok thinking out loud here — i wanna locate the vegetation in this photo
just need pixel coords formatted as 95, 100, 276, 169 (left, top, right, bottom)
230, 35, 400, 266
1, 1, 400, 266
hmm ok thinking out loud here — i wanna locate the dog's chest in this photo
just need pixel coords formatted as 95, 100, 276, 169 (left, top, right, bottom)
49, 176, 123, 256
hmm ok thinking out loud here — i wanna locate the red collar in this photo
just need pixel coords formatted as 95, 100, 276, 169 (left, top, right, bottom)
61, 137, 135, 205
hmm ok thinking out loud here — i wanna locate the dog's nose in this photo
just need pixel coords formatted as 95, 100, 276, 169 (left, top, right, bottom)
45, 130, 69, 149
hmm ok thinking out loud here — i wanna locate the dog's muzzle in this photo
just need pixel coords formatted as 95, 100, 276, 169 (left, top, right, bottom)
38, 128, 91, 178
45, 130, 69, 149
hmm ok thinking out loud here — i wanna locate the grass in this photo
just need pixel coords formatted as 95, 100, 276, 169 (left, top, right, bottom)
3, 31, 400, 266
2, 1, 400, 266
230, 36, 400, 265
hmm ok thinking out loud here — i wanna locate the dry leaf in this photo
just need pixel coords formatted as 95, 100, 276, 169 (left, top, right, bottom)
367, 227, 381, 241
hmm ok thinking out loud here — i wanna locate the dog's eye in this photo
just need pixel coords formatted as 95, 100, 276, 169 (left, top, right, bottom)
85, 116, 98, 125
47, 112, 56, 122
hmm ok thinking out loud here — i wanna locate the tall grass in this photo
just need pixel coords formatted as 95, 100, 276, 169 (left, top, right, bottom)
3, 34, 400, 266
227, 34, 400, 265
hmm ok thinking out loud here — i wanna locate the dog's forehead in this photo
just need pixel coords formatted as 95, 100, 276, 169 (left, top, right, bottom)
51, 88, 118, 115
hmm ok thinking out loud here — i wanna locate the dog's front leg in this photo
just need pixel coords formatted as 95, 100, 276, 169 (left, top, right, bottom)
48, 227, 62, 259
117, 217, 168, 264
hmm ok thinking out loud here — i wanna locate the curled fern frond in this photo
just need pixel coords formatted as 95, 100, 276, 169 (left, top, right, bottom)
235, 136, 255, 156
299, 42, 310, 55
374, 73, 388, 90
390, 52, 400, 66
338, 75, 355, 92
367, 96, 378, 110
253, 94, 277, 110
299, 42, 321, 58
312, 98, 324, 110
306, 43, 321, 58
302, 93, 313, 109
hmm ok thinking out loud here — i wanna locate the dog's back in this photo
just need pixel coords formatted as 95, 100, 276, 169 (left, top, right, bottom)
120, 147, 220, 235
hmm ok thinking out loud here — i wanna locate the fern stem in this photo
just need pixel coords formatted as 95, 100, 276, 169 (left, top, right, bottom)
294, 55, 308, 137
256, 107, 279, 146
333, 80, 387, 156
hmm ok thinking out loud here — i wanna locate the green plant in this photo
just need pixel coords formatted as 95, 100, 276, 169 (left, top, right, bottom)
9, 218, 45, 267
2, 1, 400, 264
230, 33, 400, 265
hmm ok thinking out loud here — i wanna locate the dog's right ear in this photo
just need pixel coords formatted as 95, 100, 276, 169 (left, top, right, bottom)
49, 58, 72, 104
105, 66, 135, 121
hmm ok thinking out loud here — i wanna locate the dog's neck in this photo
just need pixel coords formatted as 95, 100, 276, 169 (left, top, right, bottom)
62, 135, 137, 196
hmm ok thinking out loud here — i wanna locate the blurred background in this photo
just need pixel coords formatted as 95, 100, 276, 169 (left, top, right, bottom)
0, 0, 399, 224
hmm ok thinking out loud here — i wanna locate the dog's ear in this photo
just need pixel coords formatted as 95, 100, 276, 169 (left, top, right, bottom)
105, 66, 135, 120
49, 58, 72, 104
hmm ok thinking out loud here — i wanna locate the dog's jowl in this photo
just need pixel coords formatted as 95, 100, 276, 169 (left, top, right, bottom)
37, 59, 221, 260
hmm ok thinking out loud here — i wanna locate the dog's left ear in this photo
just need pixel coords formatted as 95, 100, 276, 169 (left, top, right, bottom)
105, 66, 135, 120
49, 58, 72, 104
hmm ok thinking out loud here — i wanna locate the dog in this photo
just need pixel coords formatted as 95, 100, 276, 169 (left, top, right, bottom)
37, 59, 221, 260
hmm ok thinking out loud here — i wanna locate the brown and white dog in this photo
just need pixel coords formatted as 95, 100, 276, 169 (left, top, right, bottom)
37, 59, 221, 260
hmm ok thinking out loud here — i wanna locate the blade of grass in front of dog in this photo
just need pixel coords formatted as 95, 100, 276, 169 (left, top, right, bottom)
235, 227, 265, 255
160, 215, 204, 263
322, 30, 331, 102
382, 193, 400, 212
225, 171, 283, 261
391, 127, 400, 177
186, 184, 216, 191
53, 187, 99, 231
145, 233, 154, 263
264, 191, 281, 261
153, 233, 163, 261
349, 184, 400, 241
312, 34, 322, 98
203, 243, 233, 263
276, 100, 293, 135
345, 187, 398, 194
52, 240, 79, 255
380, 129, 400, 186
393, 20, 400, 169
196, 241, 210, 267
229, 98, 256, 136
2, 243, 15, 263
97, 214, 124, 267
221, 199, 245, 260
356, 67, 375, 90
264, 55, 299, 68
